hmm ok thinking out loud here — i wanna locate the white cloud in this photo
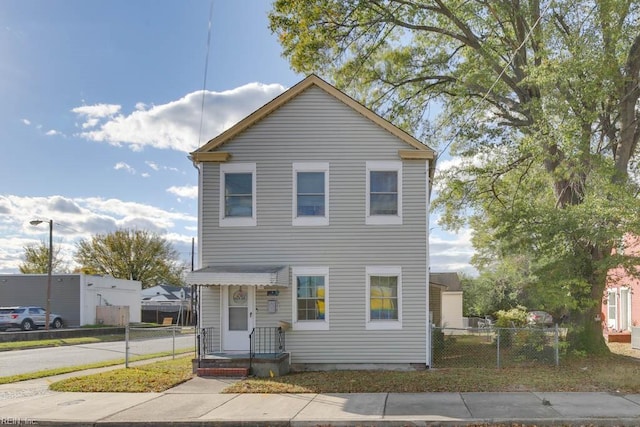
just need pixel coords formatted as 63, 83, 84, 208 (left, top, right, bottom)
0, 195, 196, 274
22, 119, 30, 125
146, 161, 160, 171
45, 129, 61, 136
167, 185, 198, 199
429, 227, 477, 276
71, 82, 287, 153
82, 118, 99, 129
72, 103, 121, 119
114, 162, 136, 174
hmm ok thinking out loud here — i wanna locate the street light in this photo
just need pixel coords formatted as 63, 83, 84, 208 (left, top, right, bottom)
29, 219, 52, 331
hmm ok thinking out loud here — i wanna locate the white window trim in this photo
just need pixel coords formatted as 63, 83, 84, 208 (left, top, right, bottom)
366, 266, 402, 330
292, 162, 330, 226
219, 162, 257, 227
292, 266, 329, 331
366, 161, 402, 225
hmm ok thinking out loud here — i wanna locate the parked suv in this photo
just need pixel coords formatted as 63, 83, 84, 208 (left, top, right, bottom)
0, 306, 64, 331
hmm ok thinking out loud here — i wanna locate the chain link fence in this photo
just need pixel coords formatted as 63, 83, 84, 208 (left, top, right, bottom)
125, 324, 196, 367
432, 325, 568, 368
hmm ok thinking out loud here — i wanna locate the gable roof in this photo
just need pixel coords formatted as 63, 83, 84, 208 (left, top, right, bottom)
190, 74, 436, 162
430, 272, 462, 292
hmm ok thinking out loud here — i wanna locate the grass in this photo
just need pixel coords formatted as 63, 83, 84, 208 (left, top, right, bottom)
30, 340, 640, 395
223, 342, 640, 394
50, 356, 194, 392
0, 335, 125, 351
0, 348, 194, 385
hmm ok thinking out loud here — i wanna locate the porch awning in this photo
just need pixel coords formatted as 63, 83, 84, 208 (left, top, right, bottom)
185, 265, 289, 287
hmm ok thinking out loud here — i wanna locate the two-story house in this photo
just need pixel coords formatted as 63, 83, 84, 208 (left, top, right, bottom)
187, 75, 436, 375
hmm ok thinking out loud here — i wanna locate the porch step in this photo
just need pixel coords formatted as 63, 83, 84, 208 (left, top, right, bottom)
606, 332, 631, 343
197, 367, 249, 377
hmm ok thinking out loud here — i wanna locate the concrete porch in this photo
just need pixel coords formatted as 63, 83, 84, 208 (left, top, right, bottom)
193, 352, 290, 378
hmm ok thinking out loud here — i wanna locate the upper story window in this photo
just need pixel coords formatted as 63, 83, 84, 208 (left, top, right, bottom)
220, 163, 256, 227
366, 161, 402, 225
292, 162, 329, 226
366, 266, 402, 330
292, 267, 329, 330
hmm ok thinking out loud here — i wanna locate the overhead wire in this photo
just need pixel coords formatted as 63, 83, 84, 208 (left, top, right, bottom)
433, 1, 553, 163
197, 0, 215, 150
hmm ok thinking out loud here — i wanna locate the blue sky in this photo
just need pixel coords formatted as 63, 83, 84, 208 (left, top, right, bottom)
0, 0, 474, 276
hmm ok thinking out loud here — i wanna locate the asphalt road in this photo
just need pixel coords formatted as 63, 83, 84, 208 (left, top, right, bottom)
0, 334, 195, 377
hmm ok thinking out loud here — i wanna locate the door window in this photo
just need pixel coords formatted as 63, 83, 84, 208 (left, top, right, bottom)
228, 286, 248, 331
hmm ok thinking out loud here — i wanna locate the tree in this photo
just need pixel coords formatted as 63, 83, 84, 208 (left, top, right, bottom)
461, 256, 530, 317
269, 1, 640, 353
19, 242, 67, 274
74, 229, 185, 288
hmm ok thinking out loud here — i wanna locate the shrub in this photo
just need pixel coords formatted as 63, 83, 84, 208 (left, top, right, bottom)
494, 306, 528, 347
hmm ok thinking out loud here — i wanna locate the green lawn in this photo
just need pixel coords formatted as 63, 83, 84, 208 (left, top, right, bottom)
226, 342, 640, 394
432, 329, 562, 368
0, 335, 124, 352
48, 342, 640, 394
50, 356, 194, 392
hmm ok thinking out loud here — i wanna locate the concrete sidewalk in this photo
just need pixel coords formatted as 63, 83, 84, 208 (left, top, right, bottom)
3, 375, 640, 426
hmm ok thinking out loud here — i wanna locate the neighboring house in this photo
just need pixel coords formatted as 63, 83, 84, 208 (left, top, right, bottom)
603, 234, 640, 340
141, 284, 191, 302
141, 284, 192, 325
430, 272, 464, 329
186, 74, 436, 373
0, 273, 141, 326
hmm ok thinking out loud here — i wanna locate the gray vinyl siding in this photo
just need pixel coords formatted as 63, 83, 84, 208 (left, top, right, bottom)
199, 86, 429, 365
200, 286, 221, 352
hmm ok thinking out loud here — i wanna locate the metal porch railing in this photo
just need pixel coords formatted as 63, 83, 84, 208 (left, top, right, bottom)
198, 327, 215, 363
249, 326, 285, 373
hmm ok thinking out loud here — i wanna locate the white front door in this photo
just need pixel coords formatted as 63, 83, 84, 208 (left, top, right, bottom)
222, 286, 254, 352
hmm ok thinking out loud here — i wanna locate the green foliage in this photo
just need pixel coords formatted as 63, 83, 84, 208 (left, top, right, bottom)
512, 329, 556, 363
269, 0, 640, 354
495, 307, 528, 328
494, 307, 528, 347
19, 241, 67, 274
461, 258, 530, 317
74, 228, 186, 288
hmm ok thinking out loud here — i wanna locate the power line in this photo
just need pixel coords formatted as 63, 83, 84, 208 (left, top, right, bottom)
197, 0, 215, 149
434, 1, 553, 163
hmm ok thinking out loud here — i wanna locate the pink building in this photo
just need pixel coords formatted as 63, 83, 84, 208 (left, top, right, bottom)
602, 235, 640, 342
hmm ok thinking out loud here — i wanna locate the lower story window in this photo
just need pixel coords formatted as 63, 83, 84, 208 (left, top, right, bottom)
366, 266, 402, 330
370, 275, 398, 320
293, 267, 329, 330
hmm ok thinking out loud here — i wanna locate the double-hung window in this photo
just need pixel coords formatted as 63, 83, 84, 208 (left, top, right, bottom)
292, 267, 329, 330
366, 161, 402, 225
292, 162, 329, 226
220, 163, 256, 227
366, 266, 402, 330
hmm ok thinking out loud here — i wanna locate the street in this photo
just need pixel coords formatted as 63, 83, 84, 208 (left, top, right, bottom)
0, 334, 195, 377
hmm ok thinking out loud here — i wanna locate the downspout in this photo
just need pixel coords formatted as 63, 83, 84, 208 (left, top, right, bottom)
189, 155, 203, 363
